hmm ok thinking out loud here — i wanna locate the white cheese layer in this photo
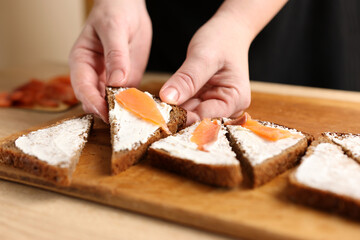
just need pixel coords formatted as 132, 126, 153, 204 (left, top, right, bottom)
295, 142, 360, 200
325, 132, 360, 159
108, 88, 172, 152
150, 120, 239, 166
15, 115, 92, 168
227, 122, 304, 166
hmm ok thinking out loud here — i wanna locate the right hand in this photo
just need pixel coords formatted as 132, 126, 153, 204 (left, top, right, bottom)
69, 0, 152, 122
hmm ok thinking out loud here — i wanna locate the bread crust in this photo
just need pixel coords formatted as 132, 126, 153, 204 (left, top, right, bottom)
288, 137, 360, 219
106, 87, 187, 175
227, 122, 313, 188
0, 114, 94, 186
147, 147, 242, 188
288, 173, 360, 220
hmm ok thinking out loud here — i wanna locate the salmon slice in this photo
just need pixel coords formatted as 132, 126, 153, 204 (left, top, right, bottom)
0, 92, 11, 107
0, 75, 78, 109
10, 79, 45, 106
225, 112, 294, 141
115, 88, 170, 134
244, 125, 293, 141
190, 118, 220, 151
224, 112, 249, 126
45, 75, 78, 106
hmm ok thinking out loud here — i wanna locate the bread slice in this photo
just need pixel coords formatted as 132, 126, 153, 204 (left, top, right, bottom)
106, 87, 186, 175
288, 137, 360, 219
147, 120, 242, 188
0, 114, 94, 185
226, 120, 312, 188
323, 132, 360, 164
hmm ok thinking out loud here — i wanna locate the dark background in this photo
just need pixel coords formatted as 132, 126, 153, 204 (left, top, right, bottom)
146, 0, 360, 91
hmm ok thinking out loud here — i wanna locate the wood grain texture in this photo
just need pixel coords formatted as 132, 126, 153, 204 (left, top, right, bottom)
0, 65, 233, 240
1, 81, 360, 239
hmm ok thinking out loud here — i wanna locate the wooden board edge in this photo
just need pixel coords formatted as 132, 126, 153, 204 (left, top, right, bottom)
0, 164, 301, 240
13, 102, 79, 112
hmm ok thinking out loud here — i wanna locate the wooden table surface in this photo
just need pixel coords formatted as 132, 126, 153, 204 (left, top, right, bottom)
1, 63, 359, 240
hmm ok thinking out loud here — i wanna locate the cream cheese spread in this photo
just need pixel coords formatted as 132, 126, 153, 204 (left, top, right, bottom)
226, 122, 304, 166
325, 132, 360, 159
15, 115, 91, 167
150, 120, 239, 166
295, 142, 360, 199
108, 88, 172, 152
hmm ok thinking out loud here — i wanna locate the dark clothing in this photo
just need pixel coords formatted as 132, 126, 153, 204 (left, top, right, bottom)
146, 0, 360, 91
146, 0, 222, 71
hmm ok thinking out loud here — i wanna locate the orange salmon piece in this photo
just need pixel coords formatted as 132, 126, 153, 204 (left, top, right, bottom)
46, 77, 78, 106
244, 125, 293, 141
10, 79, 45, 106
226, 112, 294, 141
115, 88, 170, 134
224, 112, 251, 126
0, 92, 11, 107
0, 75, 77, 109
190, 118, 220, 151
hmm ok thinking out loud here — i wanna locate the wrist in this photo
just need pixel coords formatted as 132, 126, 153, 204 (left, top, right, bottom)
94, 0, 146, 7
216, 0, 287, 44
211, 9, 253, 51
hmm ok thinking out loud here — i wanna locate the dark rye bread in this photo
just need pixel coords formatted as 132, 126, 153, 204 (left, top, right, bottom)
288, 137, 360, 220
147, 148, 242, 188
226, 121, 313, 188
0, 114, 94, 186
106, 87, 186, 175
147, 121, 242, 188
323, 132, 360, 164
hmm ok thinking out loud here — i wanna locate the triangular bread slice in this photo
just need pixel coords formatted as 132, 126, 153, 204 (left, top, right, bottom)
226, 119, 312, 188
106, 87, 186, 175
323, 132, 360, 163
288, 137, 360, 219
0, 114, 94, 185
147, 120, 242, 188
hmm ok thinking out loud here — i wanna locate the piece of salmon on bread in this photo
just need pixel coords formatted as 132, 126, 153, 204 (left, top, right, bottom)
147, 119, 242, 188
225, 115, 312, 188
106, 87, 186, 175
0, 114, 94, 185
288, 136, 360, 219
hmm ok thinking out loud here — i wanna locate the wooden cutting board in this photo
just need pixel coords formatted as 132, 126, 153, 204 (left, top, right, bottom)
0, 82, 360, 240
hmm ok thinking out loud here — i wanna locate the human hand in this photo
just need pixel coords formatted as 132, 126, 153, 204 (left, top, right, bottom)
159, 8, 251, 125
159, 0, 287, 125
69, 0, 152, 122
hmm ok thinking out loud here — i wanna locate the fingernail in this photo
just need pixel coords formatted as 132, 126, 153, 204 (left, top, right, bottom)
89, 104, 101, 118
108, 70, 126, 86
161, 87, 179, 104
92, 105, 108, 123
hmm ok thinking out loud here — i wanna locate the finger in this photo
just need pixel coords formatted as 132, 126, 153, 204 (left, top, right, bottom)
186, 99, 230, 125
70, 61, 109, 123
69, 25, 109, 123
98, 80, 106, 98
200, 77, 251, 112
180, 98, 201, 111
127, 21, 152, 88
186, 87, 251, 125
95, 21, 130, 87
98, 70, 107, 98
159, 48, 221, 105
230, 110, 244, 118
185, 111, 201, 125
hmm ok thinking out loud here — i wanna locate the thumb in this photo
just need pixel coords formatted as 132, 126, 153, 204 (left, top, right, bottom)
160, 49, 220, 105
95, 24, 130, 87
